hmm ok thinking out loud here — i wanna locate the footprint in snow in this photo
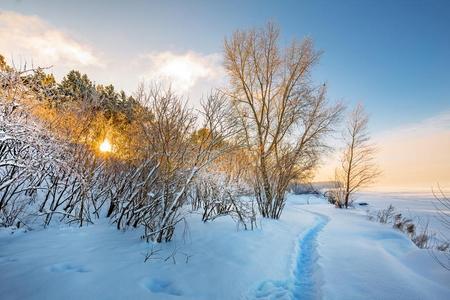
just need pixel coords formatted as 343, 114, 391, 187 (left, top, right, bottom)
47, 263, 90, 273
253, 280, 292, 299
141, 278, 182, 296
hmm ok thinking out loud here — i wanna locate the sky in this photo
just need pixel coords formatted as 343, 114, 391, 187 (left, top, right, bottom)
0, 0, 449, 190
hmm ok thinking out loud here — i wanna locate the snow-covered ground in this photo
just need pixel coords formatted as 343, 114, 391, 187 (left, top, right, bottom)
0, 194, 449, 300
356, 191, 448, 237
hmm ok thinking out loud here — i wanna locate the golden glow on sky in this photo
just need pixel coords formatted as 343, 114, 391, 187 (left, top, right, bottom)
315, 112, 450, 191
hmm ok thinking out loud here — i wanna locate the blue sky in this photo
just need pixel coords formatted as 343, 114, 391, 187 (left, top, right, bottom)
1, 0, 449, 188
1, 0, 449, 132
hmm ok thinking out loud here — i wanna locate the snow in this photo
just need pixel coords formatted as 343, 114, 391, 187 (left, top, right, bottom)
308, 204, 450, 299
356, 191, 449, 237
0, 194, 449, 299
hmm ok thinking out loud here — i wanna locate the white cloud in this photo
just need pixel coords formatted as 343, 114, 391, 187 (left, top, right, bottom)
0, 11, 225, 102
138, 51, 225, 95
0, 10, 102, 68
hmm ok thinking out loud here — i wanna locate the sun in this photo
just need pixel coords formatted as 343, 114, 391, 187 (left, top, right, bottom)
99, 138, 112, 153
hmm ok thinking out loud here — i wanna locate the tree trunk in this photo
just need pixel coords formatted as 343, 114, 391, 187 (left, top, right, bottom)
259, 155, 273, 218
344, 192, 350, 208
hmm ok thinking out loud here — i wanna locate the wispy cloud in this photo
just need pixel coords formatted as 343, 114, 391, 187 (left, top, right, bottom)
138, 51, 225, 96
0, 10, 102, 68
375, 111, 450, 138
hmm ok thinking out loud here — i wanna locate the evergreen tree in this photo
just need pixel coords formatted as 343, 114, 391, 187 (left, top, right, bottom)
58, 70, 95, 104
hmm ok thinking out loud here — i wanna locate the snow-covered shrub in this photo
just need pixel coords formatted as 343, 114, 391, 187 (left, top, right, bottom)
289, 182, 320, 195
324, 183, 350, 208
104, 88, 238, 242
375, 205, 396, 224
323, 190, 337, 206
412, 231, 431, 249
393, 213, 415, 238
1, 65, 245, 243
192, 173, 235, 222
0, 97, 107, 227
40, 145, 110, 227
436, 242, 449, 252
105, 158, 160, 232
368, 205, 440, 251
192, 171, 257, 230
0, 67, 107, 228
0, 99, 58, 226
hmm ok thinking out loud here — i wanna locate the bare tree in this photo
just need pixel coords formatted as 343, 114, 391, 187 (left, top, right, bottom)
224, 22, 342, 219
333, 104, 380, 208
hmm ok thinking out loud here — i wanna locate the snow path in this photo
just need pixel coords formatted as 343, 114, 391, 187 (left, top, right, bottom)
292, 211, 328, 300
251, 210, 329, 300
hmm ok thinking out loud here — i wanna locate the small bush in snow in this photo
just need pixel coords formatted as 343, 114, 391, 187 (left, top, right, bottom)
191, 171, 257, 230
289, 182, 320, 195
376, 205, 395, 224
368, 205, 442, 251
